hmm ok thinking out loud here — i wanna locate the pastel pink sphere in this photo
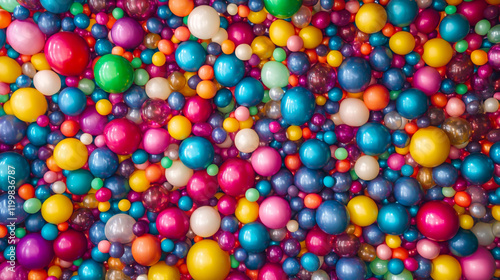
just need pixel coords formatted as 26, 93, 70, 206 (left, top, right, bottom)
416, 239, 440, 259
416, 201, 459, 241
445, 97, 466, 117
218, 158, 255, 197
6, 20, 45, 55
413, 66, 441, 95
287, 35, 304, 52
251, 146, 282, 177
156, 208, 190, 239
104, 118, 142, 155
259, 196, 291, 229
143, 128, 170, 154
460, 246, 496, 280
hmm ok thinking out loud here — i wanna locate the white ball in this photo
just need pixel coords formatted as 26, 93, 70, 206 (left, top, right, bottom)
136, 275, 148, 280
235, 44, 253, 61
286, 220, 299, 232
227, 3, 238, 15
165, 160, 193, 188
190, 206, 221, 237
484, 98, 499, 113
51, 181, 66, 194
269, 87, 284, 101
145, 77, 172, 100
33, 70, 61, 96
80, 133, 93, 145
126, 108, 142, 124
235, 128, 259, 153
187, 5, 221, 40
338, 98, 370, 127
354, 155, 380, 181
211, 28, 228, 44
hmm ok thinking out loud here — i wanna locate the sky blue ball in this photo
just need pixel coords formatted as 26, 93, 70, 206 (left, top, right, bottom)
0, 115, 26, 145
281, 87, 316, 126
66, 169, 94, 195
448, 229, 478, 257
461, 153, 494, 185
78, 259, 106, 280
490, 142, 500, 164
386, 0, 418, 27
299, 139, 331, 169
294, 166, 326, 193
316, 200, 349, 235
335, 257, 367, 280
356, 123, 391, 156
214, 54, 245, 87
58, 87, 87, 116
88, 147, 119, 178
0, 152, 30, 191
283, 257, 300, 276
396, 88, 428, 119
234, 77, 264, 107
377, 203, 410, 235
239, 222, 270, 253
439, 14, 470, 42
393, 177, 423, 206
175, 41, 206, 72
301, 252, 320, 272
337, 57, 372, 92
179, 136, 214, 170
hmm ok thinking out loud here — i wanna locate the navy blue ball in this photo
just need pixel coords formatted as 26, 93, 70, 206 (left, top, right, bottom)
432, 162, 458, 187
294, 167, 326, 194
337, 57, 372, 92
394, 177, 424, 206
316, 200, 349, 235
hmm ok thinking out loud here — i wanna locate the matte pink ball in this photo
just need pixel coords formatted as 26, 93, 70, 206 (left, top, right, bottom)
259, 196, 291, 229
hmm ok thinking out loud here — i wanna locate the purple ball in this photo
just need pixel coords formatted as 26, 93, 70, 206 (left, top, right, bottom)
218, 231, 236, 251
488, 44, 500, 71
16, 233, 54, 270
79, 106, 107, 135
111, 17, 144, 50
122, 0, 157, 20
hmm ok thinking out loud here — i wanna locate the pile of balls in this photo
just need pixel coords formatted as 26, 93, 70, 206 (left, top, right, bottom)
1, 0, 500, 279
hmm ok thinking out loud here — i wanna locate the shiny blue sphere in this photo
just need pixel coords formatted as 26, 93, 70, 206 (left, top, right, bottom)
432, 162, 458, 187
0, 115, 27, 145
214, 54, 245, 87
234, 77, 264, 107
58, 87, 87, 116
461, 153, 494, 184
281, 87, 316, 126
439, 14, 470, 42
490, 142, 500, 164
301, 252, 320, 272
396, 88, 428, 119
78, 259, 106, 280
179, 136, 214, 170
356, 123, 391, 156
316, 200, 349, 235
337, 57, 372, 93
386, 0, 418, 27
0, 152, 30, 191
377, 203, 410, 235
175, 41, 206, 72
239, 222, 270, 253
335, 257, 367, 280
299, 139, 331, 170
88, 147, 119, 178
294, 166, 326, 194
393, 177, 423, 206
448, 229, 478, 257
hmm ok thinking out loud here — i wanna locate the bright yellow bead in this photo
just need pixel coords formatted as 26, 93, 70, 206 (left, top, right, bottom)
0, 56, 21, 83
31, 53, 51, 71
48, 266, 62, 278
3, 101, 13, 115
118, 199, 131, 211
239, 118, 254, 129
269, 20, 295, 47
355, 3, 387, 34
168, 115, 192, 140
252, 36, 276, 59
316, 95, 327, 106
299, 26, 323, 49
129, 170, 151, 192
453, 204, 465, 215
96, 99, 112, 116
492, 205, 500, 221
395, 146, 410, 155
248, 10, 267, 24
327, 50, 343, 67
347, 195, 378, 227
471, 49, 488, 66
386, 235, 402, 248
389, 31, 415, 55
430, 255, 461, 280
152, 51, 167, 66
223, 117, 240, 133
286, 125, 302, 141
171, 35, 181, 44
459, 214, 474, 229
422, 38, 453, 67
235, 198, 259, 223
118, 154, 132, 163
98, 201, 111, 212
85, 19, 96, 32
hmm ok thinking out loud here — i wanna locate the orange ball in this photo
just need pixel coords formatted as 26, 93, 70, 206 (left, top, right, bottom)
196, 80, 217, 99
284, 154, 301, 171
363, 84, 390, 111
158, 39, 175, 55
0, 9, 11, 29
28, 269, 48, 280
221, 40, 236, 54
0, 225, 7, 238
18, 184, 35, 200
336, 159, 351, 173
174, 26, 191, 41
454, 191, 471, 207
132, 234, 162, 266
392, 247, 409, 260
60, 120, 80, 137
198, 65, 214, 80
169, 0, 194, 17
145, 164, 162, 182
304, 193, 322, 209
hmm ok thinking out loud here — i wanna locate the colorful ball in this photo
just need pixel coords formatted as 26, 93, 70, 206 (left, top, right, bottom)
409, 126, 450, 168
416, 201, 459, 241
186, 240, 230, 280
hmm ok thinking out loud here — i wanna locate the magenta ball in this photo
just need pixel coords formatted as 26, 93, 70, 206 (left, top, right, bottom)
306, 227, 333, 256
251, 147, 282, 177
217, 195, 238, 216
227, 22, 255, 46
187, 170, 218, 203
156, 207, 190, 239
6, 20, 45, 55
414, 8, 440, 34
413, 66, 441, 95
53, 230, 88, 262
218, 158, 255, 197
143, 128, 170, 154
16, 233, 54, 270
122, 0, 157, 21
457, 0, 487, 25
183, 96, 212, 123
0, 262, 28, 280
79, 106, 108, 135
258, 263, 287, 280
110, 17, 144, 50
460, 246, 496, 280
104, 118, 142, 155
416, 201, 459, 241
226, 272, 250, 280
488, 44, 500, 70
259, 196, 291, 229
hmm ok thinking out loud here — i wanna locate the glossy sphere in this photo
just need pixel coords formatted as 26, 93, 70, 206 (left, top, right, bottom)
377, 203, 410, 235
356, 123, 391, 155
187, 240, 231, 280
409, 126, 450, 168
460, 153, 494, 185
316, 200, 349, 235
44, 32, 90, 76
416, 201, 459, 241
281, 87, 316, 126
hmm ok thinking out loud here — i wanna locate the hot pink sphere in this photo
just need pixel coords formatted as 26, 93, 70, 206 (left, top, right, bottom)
183, 96, 212, 123
416, 201, 459, 241
305, 227, 333, 256
226, 272, 250, 280
404, 258, 419, 271
257, 263, 287, 280
217, 195, 238, 216
413, 66, 441, 95
80, 106, 107, 135
416, 239, 440, 259
457, 0, 487, 25
251, 147, 281, 177
414, 9, 440, 34
53, 230, 88, 261
187, 170, 218, 203
143, 128, 170, 154
259, 196, 292, 229
156, 208, 190, 239
387, 153, 405, 171
104, 118, 142, 155
6, 20, 45, 55
227, 22, 254, 46
218, 158, 255, 197
460, 246, 496, 280
0, 262, 28, 280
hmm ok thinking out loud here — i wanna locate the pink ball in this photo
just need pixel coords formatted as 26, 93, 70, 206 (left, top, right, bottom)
156, 208, 190, 239
404, 258, 419, 271
104, 118, 142, 155
218, 158, 255, 197
413, 66, 441, 95
305, 227, 333, 256
457, 0, 487, 25
143, 128, 170, 154
376, 244, 392, 260
183, 95, 212, 123
251, 147, 281, 176
387, 153, 405, 171
460, 246, 496, 280
98, 241, 110, 253
445, 97, 466, 117
259, 196, 292, 229
217, 195, 238, 216
257, 263, 287, 280
287, 35, 304, 52
416, 239, 440, 259
53, 230, 88, 262
80, 106, 108, 136
416, 201, 459, 241
234, 106, 250, 121
187, 170, 218, 203
6, 20, 45, 55
227, 22, 254, 46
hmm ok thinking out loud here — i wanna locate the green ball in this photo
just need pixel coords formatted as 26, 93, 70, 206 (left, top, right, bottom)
335, 147, 348, 160
273, 48, 287, 62
78, 78, 95, 95
134, 69, 149, 86
15, 228, 26, 238
245, 188, 260, 202
94, 54, 134, 93
444, 5, 456, 14
264, 0, 302, 19
206, 164, 219, 176
91, 178, 103, 190
488, 24, 500, 44
23, 198, 41, 214
456, 84, 468, 95
0, 0, 19, 12
112, 8, 124, 19
369, 258, 388, 276
475, 19, 491, 36
455, 40, 468, 53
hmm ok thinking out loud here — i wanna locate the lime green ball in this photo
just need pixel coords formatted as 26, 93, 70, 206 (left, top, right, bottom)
70, 2, 84, 15
23, 198, 42, 214
445, 5, 456, 14
207, 164, 219, 176
94, 54, 134, 93
161, 157, 173, 169
335, 148, 348, 160
264, 0, 302, 19
112, 8, 124, 19
230, 255, 239, 269
78, 78, 95, 95
245, 188, 260, 202
91, 178, 103, 190
273, 48, 287, 62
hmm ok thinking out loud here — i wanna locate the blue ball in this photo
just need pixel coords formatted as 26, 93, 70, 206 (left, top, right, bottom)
461, 153, 494, 185
40, 0, 72, 13
356, 123, 391, 156
214, 54, 245, 87
448, 229, 478, 257
287, 52, 311, 75
316, 200, 349, 235
179, 136, 214, 170
414, 256, 432, 279
0, 194, 28, 225
388, 258, 405, 275
396, 88, 428, 119
0, 152, 30, 191
367, 177, 393, 202
335, 257, 367, 280
27, 123, 50, 146
377, 203, 410, 235
363, 224, 386, 246
239, 222, 270, 253
298, 208, 316, 230
393, 177, 423, 206
301, 252, 320, 272
41, 223, 59, 240
439, 14, 470, 42
281, 87, 316, 126
167, 91, 185, 111
175, 41, 206, 72
38, 12, 61, 35
123, 85, 147, 109
294, 166, 326, 194
234, 77, 264, 107
432, 162, 458, 187
0, 115, 27, 145
66, 169, 94, 195
332, 171, 352, 193
299, 139, 331, 170
58, 87, 87, 116
382, 68, 406, 91
104, 175, 130, 199
386, 0, 418, 27
271, 168, 294, 196
78, 259, 106, 280
0, 29, 5, 48
245, 252, 266, 270
337, 57, 372, 93
369, 46, 393, 72
88, 147, 119, 178
490, 142, 500, 164
283, 257, 300, 276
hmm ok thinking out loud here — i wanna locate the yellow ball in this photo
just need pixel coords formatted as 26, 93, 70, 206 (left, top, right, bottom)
129, 170, 151, 192
98, 201, 111, 212
251, 36, 276, 59
235, 197, 259, 224
299, 26, 323, 49
287, 125, 302, 141
327, 50, 343, 67
0, 57, 21, 83
168, 115, 192, 140
422, 38, 453, 67
492, 205, 500, 221
347, 195, 378, 227
355, 3, 387, 34
3, 101, 13, 115
471, 49, 488, 66
96, 99, 112, 115
118, 199, 131, 211
239, 117, 254, 129
431, 255, 461, 280
269, 20, 295, 47
152, 52, 167, 66
389, 31, 415, 55
10, 87, 48, 122
31, 53, 51, 71
248, 10, 267, 24
385, 235, 402, 249
459, 214, 474, 229
187, 240, 230, 280
223, 117, 239, 133
148, 262, 180, 280
53, 138, 89, 171
48, 266, 62, 278
409, 126, 450, 168
41, 194, 73, 224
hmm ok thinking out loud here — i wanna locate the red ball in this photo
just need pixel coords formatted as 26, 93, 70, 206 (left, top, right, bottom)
416, 201, 459, 241
104, 118, 142, 155
44, 32, 90, 76
53, 229, 88, 261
